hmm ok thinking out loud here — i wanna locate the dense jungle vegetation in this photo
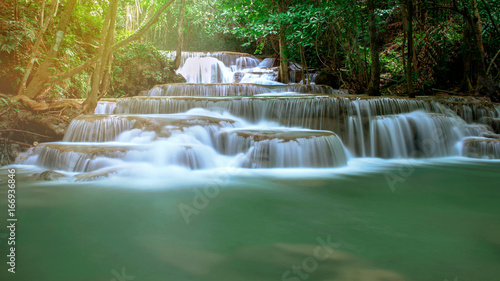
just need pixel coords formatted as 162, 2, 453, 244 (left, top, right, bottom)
1, 0, 500, 102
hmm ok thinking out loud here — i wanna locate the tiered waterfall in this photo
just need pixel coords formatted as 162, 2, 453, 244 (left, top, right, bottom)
16, 51, 500, 178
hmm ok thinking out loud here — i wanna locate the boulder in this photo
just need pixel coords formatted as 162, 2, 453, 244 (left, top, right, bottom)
315, 72, 340, 89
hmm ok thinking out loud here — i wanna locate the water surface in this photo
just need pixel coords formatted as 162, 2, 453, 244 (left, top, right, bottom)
1, 159, 499, 281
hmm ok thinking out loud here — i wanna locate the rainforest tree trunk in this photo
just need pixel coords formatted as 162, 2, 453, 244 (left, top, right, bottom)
278, 32, 289, 83
367, 0, 381, 96
462, 27, 474, 92
26, 0, 176, 99
472, 0, 486, 78
21, 0, 77, 99
83, 0, 119, 113
17, 1, 58, 96
405, 0, 414, 94
174, 0, 185, 69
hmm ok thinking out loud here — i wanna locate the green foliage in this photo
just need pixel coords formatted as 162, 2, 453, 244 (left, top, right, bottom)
0, 21, 36, 54
110, 42, 184, 97
0, 96, 20, 113
1, 0, 500, 97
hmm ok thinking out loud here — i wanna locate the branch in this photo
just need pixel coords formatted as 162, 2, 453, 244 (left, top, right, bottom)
487, 47, 500, 76
111, 0, 176, 51
0, 138, 32, 147
12, 95, 82, 112
49, 0, 177, 84
422, 1, 467, 17
0, 129, 51, 139
480, 0, 500, 36
75, 40, 99, 48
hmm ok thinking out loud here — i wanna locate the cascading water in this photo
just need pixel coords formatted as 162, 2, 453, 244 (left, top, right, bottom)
367, 112, 466, 158
172, 51, 290, 85
162, 51, 260, 68
177, 57, 234, 84
17, 143, 136, 172
461, 137, 500, 159
216, 129, 348, 168
14, 51, 500, 180
145, 83, 347, 97
94, 100, 117, 114
9, 51, 500, 281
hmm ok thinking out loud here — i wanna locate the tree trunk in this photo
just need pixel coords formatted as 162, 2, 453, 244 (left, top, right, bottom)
83, 0, 119, 114
401, 1, 407, 84
472, 0, 486, 77
367, 0, 381, 96
174, 0, 185, 69
300, 45, 309, 84
17, 1, 58, 96
22, 0, 77, 99
278, 32, 289, 83
462, 27, 474, 92
40, 0, 45, 26
97, 52, 114, 100
405, 0, 414, 95
29, 0, 176, 100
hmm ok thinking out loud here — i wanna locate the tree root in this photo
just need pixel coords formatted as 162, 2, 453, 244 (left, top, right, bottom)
12, 95, 83, 113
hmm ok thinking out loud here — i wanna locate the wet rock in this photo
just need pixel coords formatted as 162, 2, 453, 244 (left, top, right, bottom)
32, 170, 68, 181
233, 72, 245, 83
137, 241, 408, 281
476, 77, 500, 103
462, 137, 500, 159
480, 133, 500, 139
74, 169, 118, 182
315, 72, 340, 89
0, 143, 22, 166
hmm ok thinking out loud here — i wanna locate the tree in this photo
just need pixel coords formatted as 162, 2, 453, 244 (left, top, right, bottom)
277, 0, 290, 83
21, 0, 78, 99
82, 0, 119, 113
367, 0, 381, 96
16, 0, 59, 96
18, 0, 177, 104
404, 0, 414, 95
174, 0, 186, 69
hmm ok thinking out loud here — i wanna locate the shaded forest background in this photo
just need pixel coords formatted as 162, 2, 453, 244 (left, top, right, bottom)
1, 0, 500, 100
1, 0, 500, 164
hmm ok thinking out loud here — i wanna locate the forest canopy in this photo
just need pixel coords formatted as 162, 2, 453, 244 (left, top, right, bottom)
1, 0, 500, 102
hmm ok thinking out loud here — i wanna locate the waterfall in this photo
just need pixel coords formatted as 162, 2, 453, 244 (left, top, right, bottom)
18, 143, 134, 172
216, 129, 348, 168
234, 56, 260, 70
464, 124, 494, 136
64, 114, 236, 143
367, 112, 466, 158
259, 58, 275, 68
462, 137, 500, 159
114, 96, 447, 135
171, 51, 303, 85
177, 57, 234, 84
14, 51, 500, 179
145, 84, 347, 97
19, 142, 222, 172
239, 72, 282, 85
95, 101, 117, 114
64, 115, 140, 142
162, 51, 260, 68
434, 100, 500, 134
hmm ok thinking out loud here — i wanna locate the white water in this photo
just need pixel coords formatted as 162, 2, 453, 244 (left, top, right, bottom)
172, 51, 288, 85
14, 52, 500, 181
461, 137, 500, 159
177, 57, 234, 84
94, 101, 117, 114
18, 108, 348, 171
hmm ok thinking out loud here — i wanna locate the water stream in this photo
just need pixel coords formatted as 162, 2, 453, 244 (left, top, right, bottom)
1, 52, 500, 281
